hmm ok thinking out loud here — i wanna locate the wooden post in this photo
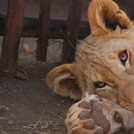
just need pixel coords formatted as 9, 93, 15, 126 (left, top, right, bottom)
0, 0, 25, 72
36, 0, 51, 61
113, 0, 118, 3
127, 0, 134, 20
62, 0, 83, 63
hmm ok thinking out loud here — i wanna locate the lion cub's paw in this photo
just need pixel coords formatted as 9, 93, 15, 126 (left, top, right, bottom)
66, 94, 131, 134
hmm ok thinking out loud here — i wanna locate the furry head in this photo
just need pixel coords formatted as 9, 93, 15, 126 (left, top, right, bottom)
47, 0, 134, 111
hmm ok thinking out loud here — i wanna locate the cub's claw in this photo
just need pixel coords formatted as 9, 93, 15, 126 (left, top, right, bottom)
66, 95, 134, 134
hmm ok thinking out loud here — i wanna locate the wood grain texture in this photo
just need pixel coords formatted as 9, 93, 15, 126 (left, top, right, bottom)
0, 0, 25, 72
62, 0, 83, 63
36, 0, 51, 61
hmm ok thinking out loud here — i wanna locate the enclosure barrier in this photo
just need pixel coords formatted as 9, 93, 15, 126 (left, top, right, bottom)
0, 0, 134, 72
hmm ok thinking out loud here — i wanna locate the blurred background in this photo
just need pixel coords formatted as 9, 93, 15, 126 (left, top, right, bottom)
0, 0, 128, 64
0, 0, 127, 17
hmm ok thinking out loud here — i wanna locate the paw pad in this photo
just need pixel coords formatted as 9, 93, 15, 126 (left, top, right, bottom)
78, 110, 90, 120
83, 120, 95, 130
114, 111, 123, 123
95, 127, 104, 134
78, 101, 91, 109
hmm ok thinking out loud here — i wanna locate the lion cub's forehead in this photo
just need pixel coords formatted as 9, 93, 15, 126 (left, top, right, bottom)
78, 29, 134, 63
91, 31, 134, 57
103, 38, 134, 54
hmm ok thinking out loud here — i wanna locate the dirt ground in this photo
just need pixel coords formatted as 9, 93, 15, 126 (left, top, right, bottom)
0, 0, 133, 134
0, 61, 74, 134
0, 0, 89, 134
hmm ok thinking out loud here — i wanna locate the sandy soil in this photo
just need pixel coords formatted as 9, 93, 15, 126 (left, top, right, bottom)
0, 60, 77, 134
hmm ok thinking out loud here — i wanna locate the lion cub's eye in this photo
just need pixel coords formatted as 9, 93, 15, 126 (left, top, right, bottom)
94, 81, 106, 88
119, 50, 128, 66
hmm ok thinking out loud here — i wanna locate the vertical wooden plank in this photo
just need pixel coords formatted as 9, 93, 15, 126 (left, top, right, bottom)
62, 0, 83, 63
127, 0, 134, 20
0, 0, 25, 72
36, 0, 51, 61
113, 0, 118, 2
115, 0, 118, 3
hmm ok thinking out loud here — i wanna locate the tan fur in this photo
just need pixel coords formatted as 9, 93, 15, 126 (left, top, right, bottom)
47, 0, 134, 111
47, 0, 134, 133
88, 0, 132, 36
47, 64, 82, 100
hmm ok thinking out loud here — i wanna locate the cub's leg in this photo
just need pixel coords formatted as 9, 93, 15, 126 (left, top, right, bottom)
66, 94, 134, 134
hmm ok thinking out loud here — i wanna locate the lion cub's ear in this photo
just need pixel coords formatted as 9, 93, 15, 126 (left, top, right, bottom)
46, 64, 82, 100
88, 0, 132, 35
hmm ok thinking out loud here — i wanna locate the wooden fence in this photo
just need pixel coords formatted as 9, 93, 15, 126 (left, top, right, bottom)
0, 0, 134, 72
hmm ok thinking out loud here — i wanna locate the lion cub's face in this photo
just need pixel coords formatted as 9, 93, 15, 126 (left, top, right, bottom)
103, 37, 134, 78
86, 34, 134, 104
47, 0, 134, 108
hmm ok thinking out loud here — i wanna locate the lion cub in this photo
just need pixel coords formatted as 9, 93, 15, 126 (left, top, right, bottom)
47, 0, 134, 133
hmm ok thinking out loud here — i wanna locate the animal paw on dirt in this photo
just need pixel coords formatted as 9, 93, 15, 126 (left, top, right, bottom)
66, 95, 134, 134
